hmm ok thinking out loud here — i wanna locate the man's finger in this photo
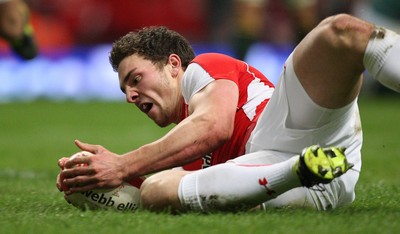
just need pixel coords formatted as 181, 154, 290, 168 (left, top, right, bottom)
56, 173, 63, 192
63, 176, 99, 192
57, 157, 69, 169
74, 139, 99, 154
63, 154, 92, 169
61, 164, 95, 179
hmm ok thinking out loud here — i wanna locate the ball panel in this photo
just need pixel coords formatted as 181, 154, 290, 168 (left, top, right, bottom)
62, 151, 145, 212
67, 181, 142, 212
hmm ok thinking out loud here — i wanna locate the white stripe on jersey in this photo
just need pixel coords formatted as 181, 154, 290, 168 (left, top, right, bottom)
182, 62, 274, 121
242, 63, 274, 121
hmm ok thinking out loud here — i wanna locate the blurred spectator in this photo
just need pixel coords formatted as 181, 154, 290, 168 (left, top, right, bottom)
232, 0, 268, 60
0, 0, 210, 102
24, 0, 208, 50
207, 0, 320, 59
0, 0, 37, 59
208, 0, 353, 59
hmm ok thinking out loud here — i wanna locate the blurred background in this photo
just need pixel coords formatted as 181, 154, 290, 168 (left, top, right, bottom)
1, 0, 399, 102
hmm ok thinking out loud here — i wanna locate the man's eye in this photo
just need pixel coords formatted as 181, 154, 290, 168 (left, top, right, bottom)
132, 75, 141, 85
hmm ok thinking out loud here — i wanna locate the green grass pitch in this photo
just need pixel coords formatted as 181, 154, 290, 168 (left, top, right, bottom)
0, 96, 399, 234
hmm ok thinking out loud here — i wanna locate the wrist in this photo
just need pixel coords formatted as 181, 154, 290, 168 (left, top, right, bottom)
120, 149, 145, 180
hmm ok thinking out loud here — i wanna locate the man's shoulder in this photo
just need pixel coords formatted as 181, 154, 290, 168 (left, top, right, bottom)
194, 53, 235, 61
191, 53, 240, 72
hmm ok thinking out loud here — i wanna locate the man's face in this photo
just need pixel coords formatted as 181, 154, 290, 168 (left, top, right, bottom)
118, 54, 181, 127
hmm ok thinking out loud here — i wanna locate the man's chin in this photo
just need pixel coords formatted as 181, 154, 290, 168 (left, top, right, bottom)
155, 120, 170, 128
152, 117, 171, 128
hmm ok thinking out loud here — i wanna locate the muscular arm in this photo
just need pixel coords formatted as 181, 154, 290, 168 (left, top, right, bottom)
60, 79, 239, 192
121, 79, 239, 179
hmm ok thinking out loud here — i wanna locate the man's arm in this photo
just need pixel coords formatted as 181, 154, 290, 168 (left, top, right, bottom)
127, 79, 239, 174
60, 79, 239, 192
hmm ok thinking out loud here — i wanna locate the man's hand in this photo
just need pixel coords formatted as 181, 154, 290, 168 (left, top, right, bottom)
57, 139, 126, 194
56, 157, 69, 192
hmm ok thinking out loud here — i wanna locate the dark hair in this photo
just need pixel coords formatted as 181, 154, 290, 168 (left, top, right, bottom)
109, 26, 195, 72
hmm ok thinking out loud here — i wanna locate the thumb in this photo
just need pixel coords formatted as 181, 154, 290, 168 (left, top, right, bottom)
74, 139, 100, 154
58, 157, 69, 169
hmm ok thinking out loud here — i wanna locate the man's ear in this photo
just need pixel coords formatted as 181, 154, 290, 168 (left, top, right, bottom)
168, 54, 182, 78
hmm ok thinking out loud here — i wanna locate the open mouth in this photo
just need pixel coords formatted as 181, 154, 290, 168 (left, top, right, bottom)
139, 103, 153, 114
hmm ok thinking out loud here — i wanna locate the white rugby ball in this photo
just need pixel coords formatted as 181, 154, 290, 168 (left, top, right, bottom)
63, 151, 144, 212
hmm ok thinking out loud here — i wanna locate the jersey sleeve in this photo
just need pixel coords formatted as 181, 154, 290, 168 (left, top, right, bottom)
181, 63, 214, 104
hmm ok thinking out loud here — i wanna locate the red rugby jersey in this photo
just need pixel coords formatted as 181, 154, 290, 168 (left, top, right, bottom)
181, 53, 274, 170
